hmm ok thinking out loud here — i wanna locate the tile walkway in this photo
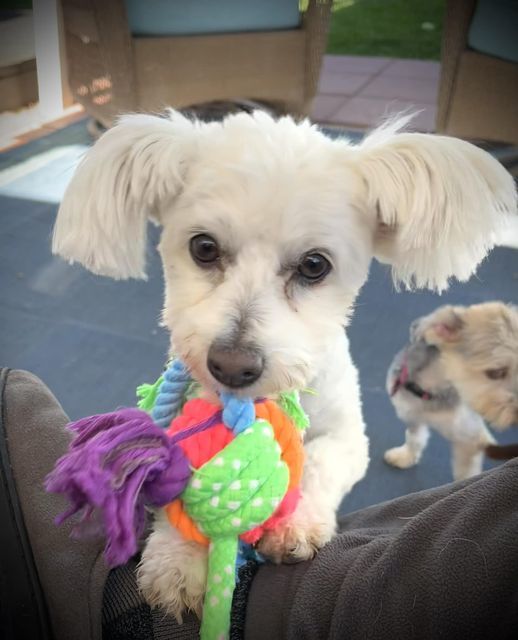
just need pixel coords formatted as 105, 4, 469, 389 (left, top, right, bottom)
312, 54, 441, 132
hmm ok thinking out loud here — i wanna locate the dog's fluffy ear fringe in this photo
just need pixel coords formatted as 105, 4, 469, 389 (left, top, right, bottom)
354, 115, 517, 292
422, 305, 466, 345
52, 111, 196, 279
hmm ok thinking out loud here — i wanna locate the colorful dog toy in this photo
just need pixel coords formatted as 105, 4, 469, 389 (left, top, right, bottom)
46, 360, 308, 640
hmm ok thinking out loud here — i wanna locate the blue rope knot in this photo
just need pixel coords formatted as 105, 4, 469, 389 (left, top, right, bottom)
220, 392, 256, 435
152, 360, 192, 428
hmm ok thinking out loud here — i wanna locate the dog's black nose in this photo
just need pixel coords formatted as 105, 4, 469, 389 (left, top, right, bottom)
207, 344, 264, 388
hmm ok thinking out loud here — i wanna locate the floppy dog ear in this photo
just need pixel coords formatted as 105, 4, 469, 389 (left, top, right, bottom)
52, 111, 197, 279
353, 118, 517, 291
421, 305, 466, 345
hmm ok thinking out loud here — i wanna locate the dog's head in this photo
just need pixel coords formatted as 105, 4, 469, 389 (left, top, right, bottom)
52, 111, 516, 397
418, 303, 518, 428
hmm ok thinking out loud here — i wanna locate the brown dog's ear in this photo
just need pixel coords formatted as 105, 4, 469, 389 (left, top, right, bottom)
423, 306, 465, 345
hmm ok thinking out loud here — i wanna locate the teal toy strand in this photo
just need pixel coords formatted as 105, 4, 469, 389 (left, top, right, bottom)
152, 360, 192, 428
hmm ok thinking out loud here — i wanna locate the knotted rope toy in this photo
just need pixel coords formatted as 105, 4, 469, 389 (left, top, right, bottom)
46, 360, 308, 640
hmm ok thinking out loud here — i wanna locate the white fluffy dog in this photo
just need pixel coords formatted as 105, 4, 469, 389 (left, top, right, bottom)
52, 110, 516, 618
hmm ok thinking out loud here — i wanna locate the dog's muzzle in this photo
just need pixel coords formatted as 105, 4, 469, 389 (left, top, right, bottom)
390, 361, 409, 396
390, 353, 433, 401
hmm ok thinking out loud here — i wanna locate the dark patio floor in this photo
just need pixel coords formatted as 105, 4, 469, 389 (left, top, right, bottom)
1, 119, 517, 515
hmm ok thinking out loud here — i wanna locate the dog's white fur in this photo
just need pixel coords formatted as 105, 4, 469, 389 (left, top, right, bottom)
52, 110, 516, 618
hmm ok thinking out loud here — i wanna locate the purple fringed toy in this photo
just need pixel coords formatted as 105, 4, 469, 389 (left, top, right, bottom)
46, 408, 190, 565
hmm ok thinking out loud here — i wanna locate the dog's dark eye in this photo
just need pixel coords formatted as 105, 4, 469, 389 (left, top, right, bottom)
297, 253, 331, 283
189, 234, 220, 266
485, 367, 509, 380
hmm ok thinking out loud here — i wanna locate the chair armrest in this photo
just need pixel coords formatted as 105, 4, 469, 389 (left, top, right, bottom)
61, 0, 137, 126
436, 0, 476, 131
303, 0, 333, 104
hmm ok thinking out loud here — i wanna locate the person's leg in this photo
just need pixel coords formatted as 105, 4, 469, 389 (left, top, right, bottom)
102, 558, 201, 639
103, 434, 518, 640
243, 457, 518, 639
1, 367, 201, 640
0, 368, 108, 640
13, 367, 515, 640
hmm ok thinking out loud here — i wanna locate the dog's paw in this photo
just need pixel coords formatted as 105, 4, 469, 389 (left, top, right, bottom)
138, 517, 208, 622
384, 445, 419, 469
257, 512, 335, 564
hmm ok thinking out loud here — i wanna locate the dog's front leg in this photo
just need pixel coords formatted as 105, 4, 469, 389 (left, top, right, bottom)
138, 511, 208, 621
451, 442, 485, 481
384, 423, 430, 469
258, 332, 370, 562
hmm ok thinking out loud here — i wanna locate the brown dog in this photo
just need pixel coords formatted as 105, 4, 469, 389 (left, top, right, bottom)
420, 302, 518, 429
386, 302, 518, 479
